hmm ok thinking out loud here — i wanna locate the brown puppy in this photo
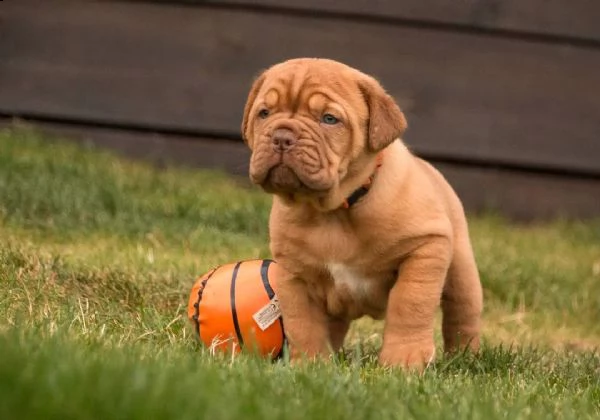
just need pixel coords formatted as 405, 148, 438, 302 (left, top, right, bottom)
241, 58, 483, 370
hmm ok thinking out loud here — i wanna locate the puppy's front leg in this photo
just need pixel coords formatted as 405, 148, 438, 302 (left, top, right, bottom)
379, 239, 451, 371
274, 269, 332, 362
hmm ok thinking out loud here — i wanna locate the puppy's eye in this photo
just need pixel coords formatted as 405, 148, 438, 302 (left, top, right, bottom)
258, 109, 270, 119
321, 114, 339, 125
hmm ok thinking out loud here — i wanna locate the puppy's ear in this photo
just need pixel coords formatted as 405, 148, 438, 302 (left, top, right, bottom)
358, 76, 407, 152
241, 72, 266, 146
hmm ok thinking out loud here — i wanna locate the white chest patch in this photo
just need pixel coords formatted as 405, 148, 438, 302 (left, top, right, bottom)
327, 262, 373, 298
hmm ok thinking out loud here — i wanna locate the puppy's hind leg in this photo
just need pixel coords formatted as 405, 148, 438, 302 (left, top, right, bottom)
328, 318, 350, 352
441, 229, 483, 354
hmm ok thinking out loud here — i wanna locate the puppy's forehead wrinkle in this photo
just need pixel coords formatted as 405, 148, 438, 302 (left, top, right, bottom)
283, 81, 326, 115
264, 88, 280, 108
292, 72, 312, 112
305, 92, 336, 111
264, 68, 354, 115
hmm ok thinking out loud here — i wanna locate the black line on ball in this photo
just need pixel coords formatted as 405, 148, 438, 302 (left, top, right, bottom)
193, 267, 218, 338
259, 259, 276, 300
260, 259, 286, 354
230, 261, 244, 347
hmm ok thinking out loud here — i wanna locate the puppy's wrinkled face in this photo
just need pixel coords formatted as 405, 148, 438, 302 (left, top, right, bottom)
241, 58, 406, 206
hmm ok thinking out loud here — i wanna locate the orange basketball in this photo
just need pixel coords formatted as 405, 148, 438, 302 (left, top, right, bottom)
187, 259, 285, 358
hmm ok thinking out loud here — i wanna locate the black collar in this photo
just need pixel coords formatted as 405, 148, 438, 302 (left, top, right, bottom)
341, 154, 383, 209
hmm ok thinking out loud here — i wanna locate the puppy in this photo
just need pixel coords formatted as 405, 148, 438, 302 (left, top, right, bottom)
241, 58, 483, 370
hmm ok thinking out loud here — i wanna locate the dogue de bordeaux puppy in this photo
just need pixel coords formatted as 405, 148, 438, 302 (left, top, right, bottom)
241, 58, 483, 370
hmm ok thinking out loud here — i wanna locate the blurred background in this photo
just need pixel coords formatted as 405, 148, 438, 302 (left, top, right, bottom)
1, 0, 599, 221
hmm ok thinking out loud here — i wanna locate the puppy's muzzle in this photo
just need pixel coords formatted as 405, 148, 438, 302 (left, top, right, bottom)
262, 127, 304, 193
272, 128, 297, 153
252, 123, 333, 195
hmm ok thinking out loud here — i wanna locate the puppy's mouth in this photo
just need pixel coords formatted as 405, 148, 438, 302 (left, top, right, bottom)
249, 142, 336, 197
261, 164, 312, 194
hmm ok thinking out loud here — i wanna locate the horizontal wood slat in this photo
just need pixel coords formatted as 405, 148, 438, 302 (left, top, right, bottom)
1, 0, 599, 175
144, 0, 600, 43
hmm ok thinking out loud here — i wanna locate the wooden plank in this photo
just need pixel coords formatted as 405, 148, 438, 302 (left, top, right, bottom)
1, 119, 251, 177
1, 0, 600, 175
163, 0, 600, 43
435, 163, 600, 221
3, 118, 599, 221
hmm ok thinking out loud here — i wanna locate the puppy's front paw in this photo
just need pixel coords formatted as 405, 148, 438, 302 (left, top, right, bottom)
378, 340, 436, 372
287, 345, 330, 365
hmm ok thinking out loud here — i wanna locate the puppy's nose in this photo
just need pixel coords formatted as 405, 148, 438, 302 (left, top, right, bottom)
272, 128, 297, 152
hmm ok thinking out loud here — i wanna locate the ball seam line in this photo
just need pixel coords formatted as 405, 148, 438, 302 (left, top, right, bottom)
192, 267, 218, 338
230, 261, 245, 348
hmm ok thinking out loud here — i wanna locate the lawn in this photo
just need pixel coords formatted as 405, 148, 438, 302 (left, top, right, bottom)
1, 126, 599, 419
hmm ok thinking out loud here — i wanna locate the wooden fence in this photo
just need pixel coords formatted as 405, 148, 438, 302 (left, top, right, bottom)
1, 0, 599, 220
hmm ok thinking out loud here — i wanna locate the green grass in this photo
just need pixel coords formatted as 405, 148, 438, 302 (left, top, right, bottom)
1, 125, 599, 419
